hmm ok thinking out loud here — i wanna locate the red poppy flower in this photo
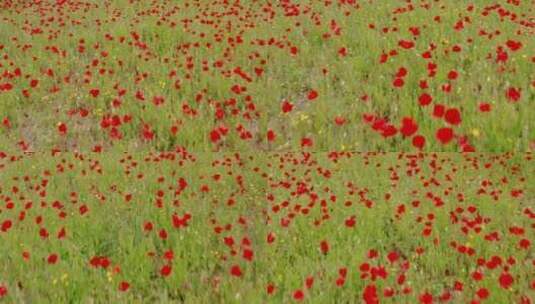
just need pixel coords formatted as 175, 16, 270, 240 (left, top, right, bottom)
399, 40, 415, 49
363, 284, 378, 304
400, 117, 418, 137
436, 128, 454, 144
447, 70, 458, 80
89, 89, 100, 98
506, 87, 521, 102
499, 272, 513, 289
412, 135, 426, 149
387, 251, 399, 263
519, 238, 530, 249
47, 253, 58, 264
444, 108, 461, 125
320, 240, 329, 254
118, 281, 130, 292
267, 232, 276, 243
476, 288, 489, 299
396, 67, 408, 78
267, 129, 276, 142
230, 265, 242, 277
479, 102, 491, 112
433, 104, 445, 118
305, 276, 314, 289
160, 264, 172, 277
210, 129, 221, 143
393, 78, 404, 88
266, 283, 275, 294
419, 292, 433, 304
152, 96, 165, 106
267, 283, 276, 295
163, 250, 174, 261
243, 249, 254, 261
281, 100, 294, 113
57, 122, 67, 135
307, 90, 318, 101
2, 117, 10, 128
345, 216, 356, 228
293, 289, 304, 301
334, 116, 346, 126
1, 220, 12, 232
419, 93, 432, 106
506, 40, 522, 51
301, 137, 313, 148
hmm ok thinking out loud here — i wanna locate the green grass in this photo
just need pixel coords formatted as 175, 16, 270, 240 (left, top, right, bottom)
0, 0, 533, 152
1, 0, 535, 303
1, 152, 534, 303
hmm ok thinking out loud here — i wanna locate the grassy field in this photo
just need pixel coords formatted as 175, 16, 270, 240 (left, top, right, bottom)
1, 152, 534, 303
1, 0, 535, 303
0, 0, 533, 152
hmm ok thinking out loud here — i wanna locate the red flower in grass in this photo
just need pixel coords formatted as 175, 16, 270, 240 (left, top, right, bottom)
447, 70, 458, 80
363, 284, 378, 304
387, 251, 399, 263
393, 78, 404, 88
281, 100, 294, 113
210, 129, 221, 143
419, 93, 433, 106
57, 122, 67, 135
419, 292, 433, 304
412, 135, 426, 149
267, 232, 276, 243
267, 129, 276, 142
506, 40, 522, 51
399, 40, 415, 49
141, 124, 154, 141
519, 238, 530, 250
479, 102, 491, 112
293, 289, 304, 301
436, 128, 454, 144
345, 216, 356, 228
433, 104, 445, 118
152, 96, 165, 106
476, 287, 489, 300
163, 250, 174, 261
305, 276, 314, 289
400, 117, 418, 137
243, 249, 254, 262
89, 89, 100, 98
396, 67, 408, 78
334, 116, 346, 126
1, 220, 12, 232
506, 87, 521, 102
47, 253, 58, 264
2, 117, 10, 128
266, 283, 276, 295
0, 285, 7, 298
320, 240, 329, 255
118, 281, 130, 292
160, 264, 172, 277
444, 108, 461, 125
230, 265, 242, 277
499, 272, 514, 289
307, 90, 318, 101
301, 137, 313, 148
